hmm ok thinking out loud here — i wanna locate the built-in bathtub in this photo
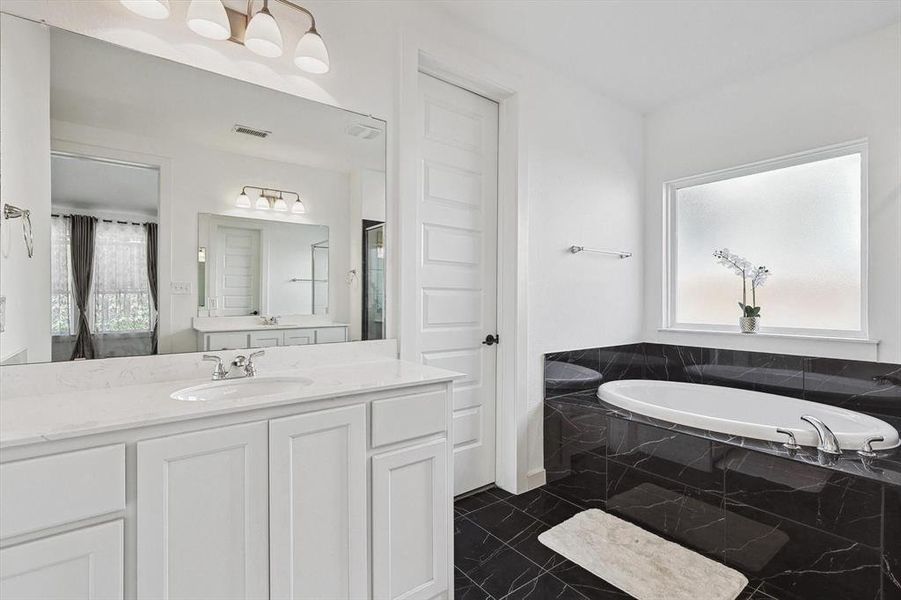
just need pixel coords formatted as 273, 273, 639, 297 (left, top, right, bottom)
598, 379, 900, 452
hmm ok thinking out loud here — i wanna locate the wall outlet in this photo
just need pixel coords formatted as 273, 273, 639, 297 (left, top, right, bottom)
170, 281, 192, 295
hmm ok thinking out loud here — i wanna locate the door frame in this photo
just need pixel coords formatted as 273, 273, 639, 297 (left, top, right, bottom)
398, 35, 533, 493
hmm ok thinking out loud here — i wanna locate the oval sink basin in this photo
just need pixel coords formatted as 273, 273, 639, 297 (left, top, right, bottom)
171, 376, 313, 402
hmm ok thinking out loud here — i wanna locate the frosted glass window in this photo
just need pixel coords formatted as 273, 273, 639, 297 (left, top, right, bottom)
671, 151, 863, 333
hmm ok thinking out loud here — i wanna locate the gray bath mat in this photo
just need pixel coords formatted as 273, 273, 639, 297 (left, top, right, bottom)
538, 509, 749, 600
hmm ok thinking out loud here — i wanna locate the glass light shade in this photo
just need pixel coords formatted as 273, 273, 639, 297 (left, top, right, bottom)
273, 196, 289, 212
291, 199, 306, 214
187, 0, 231, 41
235, 192, 252, 208
244, 8, 283, 58
294, 29, 329, 74
120, 0, 170, 19
255, 195, 271, 210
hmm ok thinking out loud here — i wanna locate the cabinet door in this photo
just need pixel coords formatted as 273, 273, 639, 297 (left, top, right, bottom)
136, 422, 268, 600
269, 405, 367, 600
372, 439, 449, 600
314, 327, 348, 344
282, 329, 316, 346
0, 520, 123, 600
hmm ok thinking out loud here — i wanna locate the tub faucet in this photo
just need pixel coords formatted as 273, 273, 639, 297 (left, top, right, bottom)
800, 415, 842, 456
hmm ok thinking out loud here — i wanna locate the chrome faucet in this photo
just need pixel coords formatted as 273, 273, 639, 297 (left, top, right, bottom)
800, 415, 842, 456
202, 350, 265, 380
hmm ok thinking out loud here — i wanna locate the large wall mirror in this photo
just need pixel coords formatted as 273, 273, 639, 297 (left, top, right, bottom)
0, 20, 387, 365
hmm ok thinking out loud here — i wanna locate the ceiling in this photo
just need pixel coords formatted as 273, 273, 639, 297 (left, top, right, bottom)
435, 0, 901, 113
49, 28, 386, 174
52, 154, 160, 216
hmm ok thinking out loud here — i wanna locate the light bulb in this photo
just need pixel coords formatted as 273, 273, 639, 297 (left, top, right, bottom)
255, 194, 271, 210
236, 192, 252, 208
244, 7, 283, 58
120, 0, 170, 19
291, 199, 306, 214
294, 28, 329, 74
187, 0, 231, 41
273, 195, 288, 212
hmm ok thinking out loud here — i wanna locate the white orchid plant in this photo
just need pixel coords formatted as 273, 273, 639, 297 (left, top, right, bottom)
713, 248, 771, 318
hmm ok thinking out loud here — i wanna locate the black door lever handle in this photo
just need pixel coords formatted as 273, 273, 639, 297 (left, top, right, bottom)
482, 334, 499, 346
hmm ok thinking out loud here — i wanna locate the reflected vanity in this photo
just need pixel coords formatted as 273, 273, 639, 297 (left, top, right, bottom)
0, 25, 387, 366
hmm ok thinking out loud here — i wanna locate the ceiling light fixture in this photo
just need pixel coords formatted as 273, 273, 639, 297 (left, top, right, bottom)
186, 0, 231, 41
124, 0, 329, 74
119, 0, 170, 20
237, 186, 305, 215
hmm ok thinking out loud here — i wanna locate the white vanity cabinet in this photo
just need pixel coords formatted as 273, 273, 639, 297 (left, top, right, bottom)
199, 325, 348, 351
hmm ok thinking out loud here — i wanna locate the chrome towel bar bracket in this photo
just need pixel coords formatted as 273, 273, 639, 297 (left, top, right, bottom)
569, 245, 632, 259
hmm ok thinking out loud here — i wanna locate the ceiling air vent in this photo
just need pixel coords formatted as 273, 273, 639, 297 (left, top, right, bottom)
232, 124, 272, 139
346, 122, 382, 140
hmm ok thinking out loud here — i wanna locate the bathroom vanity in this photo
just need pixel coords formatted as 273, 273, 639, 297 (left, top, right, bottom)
0, 343, 458, 600
193, 316, 350, 351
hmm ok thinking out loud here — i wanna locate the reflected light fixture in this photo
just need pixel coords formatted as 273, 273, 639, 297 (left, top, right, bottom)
119, 0, 170, 19
294, 26, 329, 73
237, 186, 305, 215
186, 0, 231, 41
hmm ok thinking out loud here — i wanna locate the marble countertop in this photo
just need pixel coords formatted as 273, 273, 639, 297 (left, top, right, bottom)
0, 359, 460, 449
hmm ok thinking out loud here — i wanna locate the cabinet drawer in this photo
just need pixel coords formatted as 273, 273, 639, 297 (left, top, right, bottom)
206, 332, 249, 351
371, 390, 447, 448
0, 445, 125, 539
315, 327, 347, 344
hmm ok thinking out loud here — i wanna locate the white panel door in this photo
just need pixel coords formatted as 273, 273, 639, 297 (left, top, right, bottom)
136, 422, 269, 600
372, 439, 448, 600
0, 520, 123, 600
417, 73, 499, 494
216, 225, 260, 316
269, 405, 367, 600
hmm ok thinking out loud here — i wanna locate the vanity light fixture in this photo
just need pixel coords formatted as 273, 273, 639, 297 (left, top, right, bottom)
120, 0, 170, 20
122, 0, 329, 74
236, 186, 305, 214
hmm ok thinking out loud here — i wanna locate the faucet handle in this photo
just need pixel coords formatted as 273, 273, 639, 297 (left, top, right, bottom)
249, 350, 266, 359
857, 436, 885, 459
202, 354, 227, 379
776, 428, 801, 451
246, 350, 265, 376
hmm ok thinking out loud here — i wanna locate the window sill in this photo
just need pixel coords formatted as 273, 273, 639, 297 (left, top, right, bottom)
657, 328, 879, 346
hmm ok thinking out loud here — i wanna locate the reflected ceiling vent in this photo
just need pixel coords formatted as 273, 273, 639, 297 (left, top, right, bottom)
346, 122, 382, 140
232, 124, 272, 139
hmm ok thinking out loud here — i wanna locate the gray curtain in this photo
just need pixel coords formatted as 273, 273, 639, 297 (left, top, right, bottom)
144, 222, 159, 354
70, 215, 98, 360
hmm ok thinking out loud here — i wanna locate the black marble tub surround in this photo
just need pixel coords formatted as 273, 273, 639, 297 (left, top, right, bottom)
544, 390, 901, 600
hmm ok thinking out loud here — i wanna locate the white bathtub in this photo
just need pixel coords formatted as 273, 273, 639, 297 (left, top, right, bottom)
598, 380, 900, 452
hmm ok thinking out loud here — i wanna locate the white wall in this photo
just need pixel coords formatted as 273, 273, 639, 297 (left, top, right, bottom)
0, 15, 51, 364
1, 2, 646, 491
643, 23, 901, 363
52, 120, 353, 354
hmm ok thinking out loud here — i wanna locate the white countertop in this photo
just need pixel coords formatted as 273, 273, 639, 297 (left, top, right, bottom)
0, 359, 460, 449
192, 316, 349, 333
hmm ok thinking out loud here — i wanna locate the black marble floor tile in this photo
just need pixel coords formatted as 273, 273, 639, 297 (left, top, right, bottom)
723, 501, 882, 600
486, 486, 515, 501
550, 559, 635, 599
454, 516, 507, 576
804, 357, 901, 419
544, 450, 607, 510
466, 501, 544, 545
464, 546, 544, 600
606, 416, 726, 494
506, 518, 569, 571
503, 572, 588, 600
456, 488, 506, 516
884, 484, 901, 600
606, 461, 726, 560
455, 567, 495, 600
506, 488, 583, 526
722, 447, 883, 547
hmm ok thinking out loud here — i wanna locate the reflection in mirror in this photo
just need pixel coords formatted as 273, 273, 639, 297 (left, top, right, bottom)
0, 19, 386, 365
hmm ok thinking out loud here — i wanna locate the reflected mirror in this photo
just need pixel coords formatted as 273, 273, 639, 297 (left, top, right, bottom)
0, 21, 387, 365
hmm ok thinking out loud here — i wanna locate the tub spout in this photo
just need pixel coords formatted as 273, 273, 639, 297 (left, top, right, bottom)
800, 415, 842, 456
